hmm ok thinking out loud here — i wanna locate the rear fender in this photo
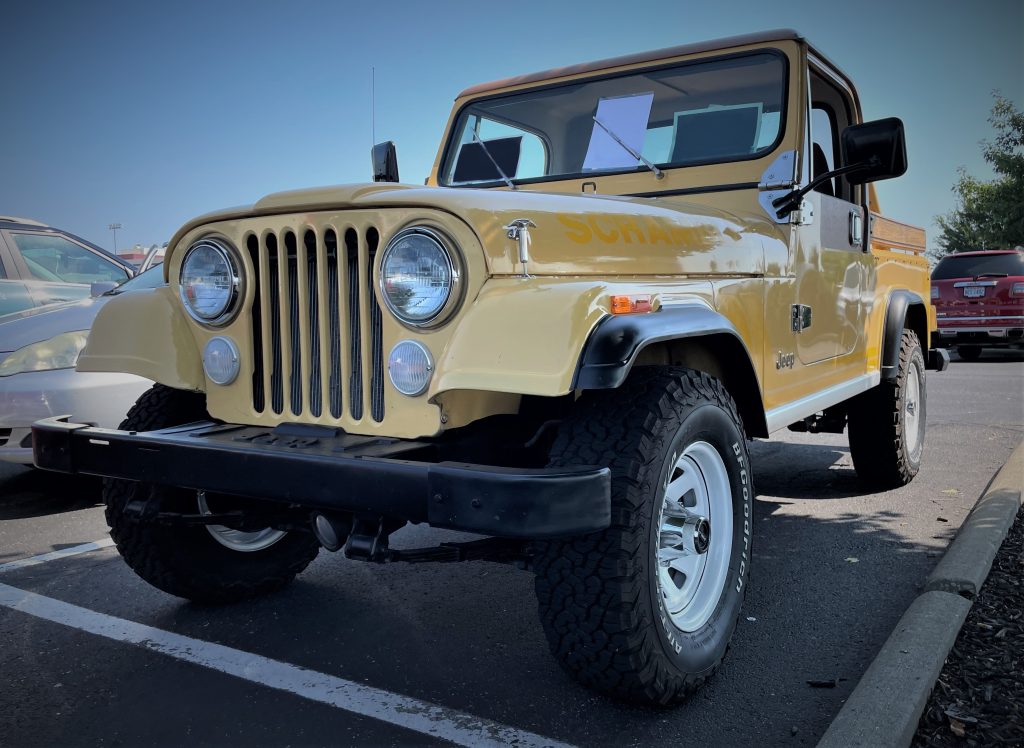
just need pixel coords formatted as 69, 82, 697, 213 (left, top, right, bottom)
881, 290, 927, 380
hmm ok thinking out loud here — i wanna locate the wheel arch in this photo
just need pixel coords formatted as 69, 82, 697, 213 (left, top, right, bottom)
573, 305, 768, 438
881, 290, 927, 381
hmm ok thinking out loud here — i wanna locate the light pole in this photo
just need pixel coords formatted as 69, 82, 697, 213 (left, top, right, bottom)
108, 223, 122, 254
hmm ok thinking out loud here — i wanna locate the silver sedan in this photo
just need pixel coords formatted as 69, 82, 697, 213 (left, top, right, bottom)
0, 267, 163, 464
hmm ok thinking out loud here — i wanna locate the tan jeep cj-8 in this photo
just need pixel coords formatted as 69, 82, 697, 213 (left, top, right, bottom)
34, 29, 949, 705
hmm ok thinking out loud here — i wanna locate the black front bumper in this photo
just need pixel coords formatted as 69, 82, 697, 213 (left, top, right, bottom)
31, 418, 611, 539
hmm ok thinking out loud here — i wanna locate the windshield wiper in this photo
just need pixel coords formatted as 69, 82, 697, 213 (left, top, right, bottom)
471, 131, 516, 190
592, 116, 664, 180
975, 273, 1008, 279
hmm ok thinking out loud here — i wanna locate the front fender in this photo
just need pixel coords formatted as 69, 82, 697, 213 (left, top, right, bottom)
574, 302, 746, 389
76, 286, 204, 391
431, 279, 609, 398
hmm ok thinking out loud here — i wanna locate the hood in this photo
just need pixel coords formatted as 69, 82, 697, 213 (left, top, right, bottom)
169, 183, 786, 277
0, 296, 106, 353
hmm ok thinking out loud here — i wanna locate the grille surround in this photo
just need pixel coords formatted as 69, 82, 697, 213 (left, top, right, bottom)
247, 223, 386, 426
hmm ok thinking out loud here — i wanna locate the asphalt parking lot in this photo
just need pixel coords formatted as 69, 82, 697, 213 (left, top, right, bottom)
2, 351, 1022, 747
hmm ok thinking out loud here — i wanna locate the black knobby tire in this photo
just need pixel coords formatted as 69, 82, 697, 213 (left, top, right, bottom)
104, 385, 319, 604
957, 345, 983, 362
533, 368, 753, 706
848, 329, 926, 488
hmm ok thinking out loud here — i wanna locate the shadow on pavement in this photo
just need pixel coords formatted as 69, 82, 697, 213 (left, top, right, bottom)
0, 463, 102, 520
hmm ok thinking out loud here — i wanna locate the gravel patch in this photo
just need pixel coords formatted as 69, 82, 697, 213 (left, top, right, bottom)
914, 506, 1024, 746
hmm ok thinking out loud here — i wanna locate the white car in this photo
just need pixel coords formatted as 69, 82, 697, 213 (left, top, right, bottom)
0, 267, 163, 464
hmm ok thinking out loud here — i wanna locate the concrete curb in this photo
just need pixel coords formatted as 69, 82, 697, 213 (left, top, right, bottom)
924, 442, 1024, 597
817, 441, 1024, 748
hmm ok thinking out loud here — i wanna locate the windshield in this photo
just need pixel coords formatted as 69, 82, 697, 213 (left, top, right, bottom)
109, 265, 165, 294
442, 51, 786, 187
931, 252, 1024, 280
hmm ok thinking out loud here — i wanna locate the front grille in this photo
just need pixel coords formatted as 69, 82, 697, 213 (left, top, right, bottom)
247, 225, 386, 424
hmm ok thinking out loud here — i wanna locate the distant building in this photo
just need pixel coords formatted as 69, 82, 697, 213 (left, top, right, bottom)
118, 242, 168, 269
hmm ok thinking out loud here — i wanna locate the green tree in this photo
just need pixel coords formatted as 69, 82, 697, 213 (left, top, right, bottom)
936, 95, 1024, 255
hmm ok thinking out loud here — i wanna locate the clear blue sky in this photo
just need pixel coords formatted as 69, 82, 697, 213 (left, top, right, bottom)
1, 0, 1020, 253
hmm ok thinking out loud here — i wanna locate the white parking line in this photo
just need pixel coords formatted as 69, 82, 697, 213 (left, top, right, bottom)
0, 581, 574, 748
0, 538, 115, 573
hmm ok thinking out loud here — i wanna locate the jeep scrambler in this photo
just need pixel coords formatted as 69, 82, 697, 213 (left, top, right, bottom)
33, 29, 949, 705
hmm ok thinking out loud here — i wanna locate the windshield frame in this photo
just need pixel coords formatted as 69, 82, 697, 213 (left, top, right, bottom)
438, 48, 790, 189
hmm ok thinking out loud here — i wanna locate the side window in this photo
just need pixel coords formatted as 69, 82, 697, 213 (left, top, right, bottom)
811, 106, 838, 197
810, 70, 856, 203
9, 233, 129, 284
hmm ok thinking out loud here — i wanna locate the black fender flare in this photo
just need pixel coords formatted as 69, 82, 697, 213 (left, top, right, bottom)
572, 304, 767, 436
880, 290, 927, 381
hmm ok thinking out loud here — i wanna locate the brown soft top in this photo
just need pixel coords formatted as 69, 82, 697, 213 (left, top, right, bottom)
458, 29, 804, 98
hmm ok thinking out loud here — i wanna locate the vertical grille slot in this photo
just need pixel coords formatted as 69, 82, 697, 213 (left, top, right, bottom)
246, 234, 265, 413
345, 228, 363, 421
266, 233, 284, 415
325, 230, 344, 418
366, 228, 385, 423
285, 231, 302, 416
304, 230, 323, 417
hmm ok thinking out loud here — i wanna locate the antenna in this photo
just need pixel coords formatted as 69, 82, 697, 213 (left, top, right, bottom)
371, 67, 376, 146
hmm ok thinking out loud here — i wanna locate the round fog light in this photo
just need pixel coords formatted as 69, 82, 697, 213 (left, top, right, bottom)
203, 336, 240, 385
388, 340, 433, 396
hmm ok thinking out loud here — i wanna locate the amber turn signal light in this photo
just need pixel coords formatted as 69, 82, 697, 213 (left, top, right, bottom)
610, 295, 653, 314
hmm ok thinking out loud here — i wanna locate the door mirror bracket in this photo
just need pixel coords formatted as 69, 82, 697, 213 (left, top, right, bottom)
772, 117, 907, 219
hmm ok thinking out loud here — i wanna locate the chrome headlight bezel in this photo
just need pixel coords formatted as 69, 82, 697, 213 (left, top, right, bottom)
178, 237, 244, 327
378, 226, 463, 329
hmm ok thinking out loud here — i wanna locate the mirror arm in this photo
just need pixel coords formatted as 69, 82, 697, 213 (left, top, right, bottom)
772, 161, 873, 217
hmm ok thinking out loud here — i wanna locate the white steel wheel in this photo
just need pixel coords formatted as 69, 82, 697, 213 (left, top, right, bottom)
198, 491, 287, 553
656, 440, 733, 633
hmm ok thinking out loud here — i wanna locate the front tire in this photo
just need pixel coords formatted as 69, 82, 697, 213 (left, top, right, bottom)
848, 329, 926, 488
533, 369, 752, 706
104, 385, 320, 604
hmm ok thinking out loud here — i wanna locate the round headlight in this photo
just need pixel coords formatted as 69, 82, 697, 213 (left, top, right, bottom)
388, 340, 433, 396
380, 227, 458, 326
179, 238, 241, 325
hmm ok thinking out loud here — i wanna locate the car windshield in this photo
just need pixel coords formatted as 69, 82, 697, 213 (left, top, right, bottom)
441, 51, 786, 187
108, 265, 165, 294
931, 252, 1024, 280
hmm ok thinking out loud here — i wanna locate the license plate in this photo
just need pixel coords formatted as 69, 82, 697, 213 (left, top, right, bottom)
963, 286, 986, 298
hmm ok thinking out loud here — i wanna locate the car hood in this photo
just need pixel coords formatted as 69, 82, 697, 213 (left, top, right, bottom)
0, 296, 107, 353
168, 183, 786, 277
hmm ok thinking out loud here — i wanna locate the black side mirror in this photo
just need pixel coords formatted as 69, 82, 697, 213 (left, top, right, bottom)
371, 141, 399, 183
841, 117, 907, 185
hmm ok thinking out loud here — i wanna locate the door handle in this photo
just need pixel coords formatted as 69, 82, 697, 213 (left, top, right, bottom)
849, 210, 863, 248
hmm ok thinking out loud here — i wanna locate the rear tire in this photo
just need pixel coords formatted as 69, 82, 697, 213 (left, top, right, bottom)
848, 330, 926, 488
957, 345, 982, 362
533, 368, 752, 706
103, 385, 319, 604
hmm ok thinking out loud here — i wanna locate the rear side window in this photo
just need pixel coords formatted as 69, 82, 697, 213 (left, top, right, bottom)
9, 232, 129, 284
932, 252, 1024, 280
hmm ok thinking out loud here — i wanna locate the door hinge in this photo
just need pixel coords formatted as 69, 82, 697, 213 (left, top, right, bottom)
792, 304, 812, 332
791, 198, 814, 226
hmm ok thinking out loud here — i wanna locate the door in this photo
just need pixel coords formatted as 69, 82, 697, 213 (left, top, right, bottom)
793, 69, 873, 366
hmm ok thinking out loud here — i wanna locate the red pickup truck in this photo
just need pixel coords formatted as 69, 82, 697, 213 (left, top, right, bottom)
931, 249, 1024, 360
